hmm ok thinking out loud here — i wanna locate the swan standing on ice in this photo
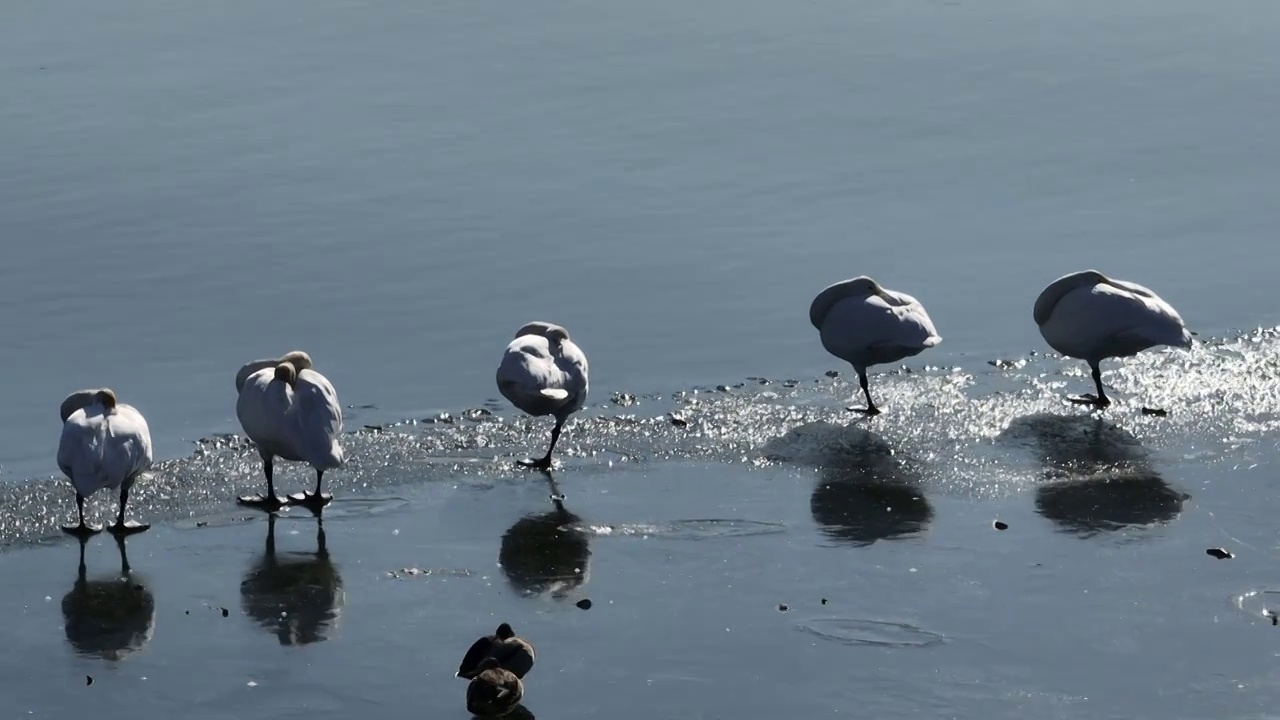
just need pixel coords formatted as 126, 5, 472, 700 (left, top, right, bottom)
496, 322, 589, 469
235, 352, 344, 511
1034, 269, 1193, 408
809, 276, 942, 415
57, 388, 153, 537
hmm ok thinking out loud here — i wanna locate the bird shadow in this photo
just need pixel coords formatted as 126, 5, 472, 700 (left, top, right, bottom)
498, 471, 591, 600
61, 535, 155, 661
240, 512, 344, 646
999, 414, 1189, 537
763, 422, 933, 546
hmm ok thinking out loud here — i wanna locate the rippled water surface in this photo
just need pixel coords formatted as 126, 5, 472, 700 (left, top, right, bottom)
4, 0, 1280, 717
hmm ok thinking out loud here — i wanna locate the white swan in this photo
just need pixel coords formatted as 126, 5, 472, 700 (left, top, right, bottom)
809, 276, 941, 414
235, 352, 344, 511
1034, 269, 1193, 408
57, 388, 154, 537
496, 322, 589, 469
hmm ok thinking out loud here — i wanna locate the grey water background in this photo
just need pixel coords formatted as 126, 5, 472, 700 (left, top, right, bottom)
4, 0, 1279, 480
3, 0, 1280, 718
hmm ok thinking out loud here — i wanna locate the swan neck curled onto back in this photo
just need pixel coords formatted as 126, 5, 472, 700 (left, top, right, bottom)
235, 351, 314, 394
236, 361, 344, 469
1034, 269, 1193, 362
57, 388, 153, 497
496, 322, 589, 420
809, 276, 941, 371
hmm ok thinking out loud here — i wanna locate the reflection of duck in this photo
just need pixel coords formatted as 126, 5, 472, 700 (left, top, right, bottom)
1001, 414, 1188, 536
240, 513, 344, 645
498, 472, 590, 599
61, 536, 155, 661
789, 423, 933, 546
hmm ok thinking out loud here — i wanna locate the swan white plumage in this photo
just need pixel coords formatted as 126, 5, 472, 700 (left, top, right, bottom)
235, 352, 344, 511
496, 322, 589, 469
57, 388, 154, 537
809, 276, 941, 414
1034, 269, 1193, 408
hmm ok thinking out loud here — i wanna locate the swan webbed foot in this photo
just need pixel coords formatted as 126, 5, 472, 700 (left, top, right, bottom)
845, 405, 881, 416
61, 522, 102, 539
517, 456, 554, 470
287, 491, 333, 512
1066, 393, 1111, 408
237, 493, 289, 513
107, 520, 149, 536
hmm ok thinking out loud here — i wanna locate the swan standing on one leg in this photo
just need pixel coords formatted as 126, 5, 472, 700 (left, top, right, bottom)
235, 353, 344, 512
809, 276, 942, 415
1034, 269, 1193, 409
496, 322, 589, 470
57, 388, 153, 538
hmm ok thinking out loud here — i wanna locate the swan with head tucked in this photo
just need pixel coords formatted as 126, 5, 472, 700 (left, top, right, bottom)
235, 352, 344, 512
809, 276, 941, 415
496, 322, 589, 469
1034, 269, 1193, 408
57, 388, 153, 537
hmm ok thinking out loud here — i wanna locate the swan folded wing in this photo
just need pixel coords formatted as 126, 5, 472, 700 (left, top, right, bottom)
514, 321, 570, 341
106, 405, 154, 478
1041, 282, 1189, 359
57, 407, 150, 494
236, 370, 295, 448
57, 412, 105, 488
291, 371, 344, 469
497, 337, 575, 414
1099, 284, 1192, 354
885, 295, 942, 347
1102, 279, 1190, 339
553, 340, 589, 412
559, 339, 590, 378
59, 389, 108, 424
819, 295, 940, 365
235, 359, 280, 394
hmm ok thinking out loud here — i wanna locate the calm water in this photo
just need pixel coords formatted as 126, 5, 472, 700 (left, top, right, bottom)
2, 0, 1280, 717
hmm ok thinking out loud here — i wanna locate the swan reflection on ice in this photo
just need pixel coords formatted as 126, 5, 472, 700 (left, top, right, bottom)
763, 422, 934, 546
499, 472, 591, 599
61, 535, 155, 661
1001, 414, 1189, 536
240, 513, 344, 645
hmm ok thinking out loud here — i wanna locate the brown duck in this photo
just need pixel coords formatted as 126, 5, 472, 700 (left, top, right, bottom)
465, 657, 524, 717
456, 623, 535, 680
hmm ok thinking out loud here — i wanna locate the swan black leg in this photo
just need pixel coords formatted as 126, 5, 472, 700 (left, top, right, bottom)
114, 532, 132, 575
62, 492, 101, 538
239, 455, 288, 512
1068, 362, 1111, 408
289, 469, 333, 513
108, 476, 149, 535
846, 370, 881, 416
519, 419, 564, 470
